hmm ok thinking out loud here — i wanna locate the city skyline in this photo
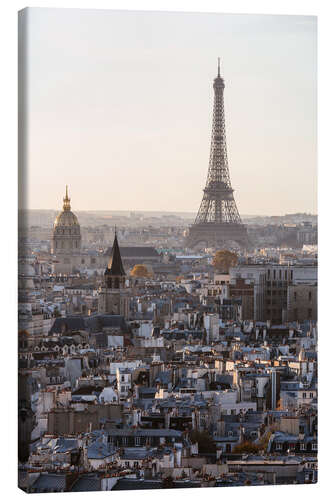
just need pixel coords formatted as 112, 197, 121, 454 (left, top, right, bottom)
17, 8, 318, 491
23, 8, 317, 215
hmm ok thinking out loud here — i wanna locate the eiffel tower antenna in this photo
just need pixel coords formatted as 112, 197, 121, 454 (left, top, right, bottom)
186, 62, 248, 249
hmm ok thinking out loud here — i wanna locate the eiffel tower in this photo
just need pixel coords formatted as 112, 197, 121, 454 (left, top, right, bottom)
186, 60, 248, 249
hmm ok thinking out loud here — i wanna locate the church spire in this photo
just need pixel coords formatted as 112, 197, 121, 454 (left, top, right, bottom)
105, 230, 125, 276
63, 185, 71, 211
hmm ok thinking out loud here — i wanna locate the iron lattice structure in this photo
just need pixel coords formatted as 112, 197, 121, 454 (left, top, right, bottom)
187, 60, 248, 248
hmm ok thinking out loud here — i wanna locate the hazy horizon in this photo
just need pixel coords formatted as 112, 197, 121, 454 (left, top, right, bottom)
21, 8, 317, 215
20, 207, 318, 218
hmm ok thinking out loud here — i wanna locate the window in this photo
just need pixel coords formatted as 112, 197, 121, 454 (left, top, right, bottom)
308, 308, 312, 319
312, 443, 317, 451
276, 443, 282, 450
303, 392, 307, 399
294, 292, 297, 301
310, 392, 314, 399
300, 443, 306, 451
273, 270, 276, 280
309, 291, 312, 301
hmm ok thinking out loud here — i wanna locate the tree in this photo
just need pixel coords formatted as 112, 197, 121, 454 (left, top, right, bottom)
212, 250, 238, 272
130, 264, 150, 278
162, 476, 174, 489
53, 307, 61, 318
189, 430, 216, 454
231, 441, 260, 454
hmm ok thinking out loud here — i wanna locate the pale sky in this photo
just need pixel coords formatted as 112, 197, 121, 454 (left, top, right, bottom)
22, 8, 317, 215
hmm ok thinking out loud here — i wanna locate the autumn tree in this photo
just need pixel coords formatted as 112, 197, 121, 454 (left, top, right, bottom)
130, 264, 150, 278
212, 250, 238, 272
231, 441, 260, 454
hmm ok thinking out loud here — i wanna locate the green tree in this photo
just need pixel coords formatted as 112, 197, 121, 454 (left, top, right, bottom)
53, 307, 61, 318
189, 430, 216, 454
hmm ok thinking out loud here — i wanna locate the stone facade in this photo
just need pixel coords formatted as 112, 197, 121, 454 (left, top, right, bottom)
287, 284, 317, 322
47, 405, 123, 435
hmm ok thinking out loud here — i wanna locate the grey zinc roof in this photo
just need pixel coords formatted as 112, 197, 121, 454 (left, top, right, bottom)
107, 428, 182, 438
50, 313, 129, 334
53, 437, 79, 453
71, 475, 101, 492
31, 473, 66, 492
112, 478, 163, 490
122, 447, 153, 460
139, 386, 157, 394
87, 441, 116, 459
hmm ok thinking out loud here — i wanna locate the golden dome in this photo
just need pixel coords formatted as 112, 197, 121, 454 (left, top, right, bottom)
54, 186, 80, 228
54, 210, 79, 228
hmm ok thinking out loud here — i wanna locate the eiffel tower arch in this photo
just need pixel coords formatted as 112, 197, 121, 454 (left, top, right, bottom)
187, 60, 249, 250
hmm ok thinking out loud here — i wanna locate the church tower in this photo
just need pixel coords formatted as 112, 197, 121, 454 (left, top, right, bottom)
98, 230, 130, 318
